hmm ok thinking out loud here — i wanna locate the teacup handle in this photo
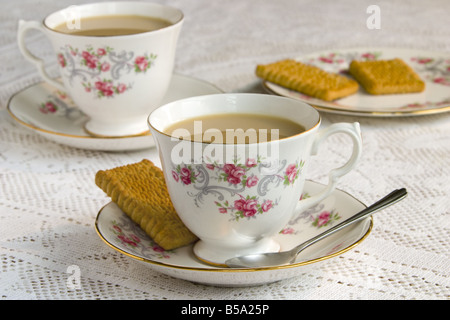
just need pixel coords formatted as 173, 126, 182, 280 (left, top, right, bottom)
17, 20, 66, 92
294, 122, 362, 215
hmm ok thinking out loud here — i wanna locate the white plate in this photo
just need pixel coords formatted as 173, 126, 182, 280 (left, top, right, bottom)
263, 48, 450, 117
7, 74, 222, 151
95, 180, 373, 287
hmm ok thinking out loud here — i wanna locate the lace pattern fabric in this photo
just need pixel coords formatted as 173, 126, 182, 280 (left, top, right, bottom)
1, 0, 449, 299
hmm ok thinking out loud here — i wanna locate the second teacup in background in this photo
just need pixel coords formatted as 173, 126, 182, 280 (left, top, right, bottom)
18, 2, 184, 137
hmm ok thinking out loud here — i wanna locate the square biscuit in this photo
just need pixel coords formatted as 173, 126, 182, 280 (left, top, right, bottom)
256, 59, 359, 101
349, 58, 425, 95
95, 159, 198, 250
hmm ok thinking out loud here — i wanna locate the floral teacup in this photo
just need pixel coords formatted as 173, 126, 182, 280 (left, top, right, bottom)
148, 93, 363, 266
18, 2, 183, 137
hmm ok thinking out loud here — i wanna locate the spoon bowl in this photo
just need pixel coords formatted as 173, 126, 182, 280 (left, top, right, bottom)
225, 188, 407, 268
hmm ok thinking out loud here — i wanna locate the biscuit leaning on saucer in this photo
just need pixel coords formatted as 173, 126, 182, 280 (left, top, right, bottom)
95, 159, 198, 250
256, 59, 359, 101
349, 58, 425, 95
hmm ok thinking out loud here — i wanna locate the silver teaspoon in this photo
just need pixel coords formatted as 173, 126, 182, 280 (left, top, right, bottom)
226, 188, 407, 268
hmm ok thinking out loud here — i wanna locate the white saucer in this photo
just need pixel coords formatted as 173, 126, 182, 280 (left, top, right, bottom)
263, 48, 450, 117
95, 180, 373, 287
7, 74, 222, 151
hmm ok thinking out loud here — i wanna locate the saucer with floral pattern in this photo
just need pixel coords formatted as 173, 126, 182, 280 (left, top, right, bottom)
95, 180, 373, 286
263, 48, 450, 117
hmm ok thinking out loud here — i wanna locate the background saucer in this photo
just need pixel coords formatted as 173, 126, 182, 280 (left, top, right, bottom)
7, 74, 223, 151
264, 48, 450, 117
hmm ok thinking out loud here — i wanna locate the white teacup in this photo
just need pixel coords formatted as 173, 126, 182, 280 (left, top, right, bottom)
148, 93, 362, 266
18, 2, 183, 137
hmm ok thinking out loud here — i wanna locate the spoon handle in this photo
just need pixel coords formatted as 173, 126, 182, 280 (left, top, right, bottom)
294, 188, 407, 256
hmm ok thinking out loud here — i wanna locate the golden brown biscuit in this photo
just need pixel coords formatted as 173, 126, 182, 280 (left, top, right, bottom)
349, 58, 425, 95
95, 159, 198, 250
256, 59, 359, 101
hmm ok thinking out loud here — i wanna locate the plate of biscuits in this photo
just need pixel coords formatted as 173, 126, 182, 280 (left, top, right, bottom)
258, 48, 450, 116
94, 160, 372, 286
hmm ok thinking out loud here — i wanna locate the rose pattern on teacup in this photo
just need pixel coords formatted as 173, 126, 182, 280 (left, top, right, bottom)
214, 196, 277, 221
171, 157, 305, 221
57, 44, 157, 98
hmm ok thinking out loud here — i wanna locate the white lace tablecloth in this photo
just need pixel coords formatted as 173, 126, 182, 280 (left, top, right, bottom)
1, 0, 449, 300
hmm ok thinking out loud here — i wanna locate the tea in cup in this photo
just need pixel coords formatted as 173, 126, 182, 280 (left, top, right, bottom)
18, 2, 183, 137
148, 93, 363, 266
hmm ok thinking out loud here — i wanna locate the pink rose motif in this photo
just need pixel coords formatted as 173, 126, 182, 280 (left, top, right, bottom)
95, 81, 114, 97
245, 158, 257, 167
97, 48, 106, 56
285, 163, 298, 184
86, 60, 97, 69
280, 227, 295, 235
82, 51, 98, 69
361, 53, 376, 60
319, 56, 334, 63
417, 58, 433, 64
179, 167, 192, 185
206, 163, 215, 170
317, 211, 331, 227
45, 102, 57, 112
223, 164, 245, 184
405, 103, 423, 108
135, 56, 149, 72
172, 170, 179, 182
56, 91, 67, 99
130, 234, 141, 243
116, 83, 127, 93
246, 175, 258, 188
433, 77, 450, 86
152, 245, 165, 253
113, 225, 122, 233
100, 62, 110, 72
219, 208, 227, 214
40, 101, 57, 114
261, 200, 273, 212
118, 235, 137, 246
103, 87, 114, 97
234, 198, 258, 217
57, 53, 66, 67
